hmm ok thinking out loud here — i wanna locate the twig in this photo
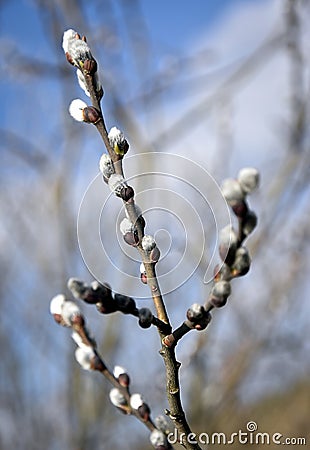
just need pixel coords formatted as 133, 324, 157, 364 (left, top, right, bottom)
78, 35, 202, 450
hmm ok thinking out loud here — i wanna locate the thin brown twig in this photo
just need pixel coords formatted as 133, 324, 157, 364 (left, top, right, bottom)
80, 47, 202, 450
71, 320, 156, 432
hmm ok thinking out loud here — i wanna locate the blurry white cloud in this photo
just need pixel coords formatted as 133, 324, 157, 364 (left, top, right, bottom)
152, 0, 308, 177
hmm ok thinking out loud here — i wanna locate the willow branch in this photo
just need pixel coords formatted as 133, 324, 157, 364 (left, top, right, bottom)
80, 50, 202, 450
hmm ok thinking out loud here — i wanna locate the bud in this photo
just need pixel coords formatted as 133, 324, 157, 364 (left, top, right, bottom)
108, 126, 129, 156
99, 153, 115, 182
123, 231, 139, 247
119, 217, 139, 247
150, 429, 169, 449
138, 308, 153, 328
113, 365, 130, 388
109, 388, 128, 412
75, 346, 96, 371
193, 310, 212, 331
130, 393, 150, 421
231, 200, 248, 218
238, 167, 260, 194
119, 185, 135, 202
108, 174, 128, 197
221, 178, 245, 205
61, 300, 83, 326
67, 278, 91, 302
185, 303, 211, 331
84, 281, 114, 314
186, 303, 205, 323
91, 280, 113, 300
114, 293, 136, 314
96, 299, 118, 315
82, 106, 101, 124
69, 100, 100, 123
67, 278, 112, 304
219, 225, 238, 265
242, 210, 257, 236
231, 247, 251, 277
82, 58, 97, 74
210, 280, 231, 308
62, 29, 95, 69
142, 235, 156, 252
213, 263, 232, 282
150, 246, 160, 263
155, 415, 171, 434
119, 218, 135, 236
130, 393, 143, 409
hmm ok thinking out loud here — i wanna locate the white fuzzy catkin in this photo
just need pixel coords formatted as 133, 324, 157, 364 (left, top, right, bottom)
50, 294, 66, 315
142, 235, 156, 252
99, 153, 115, 179
76, 69, 101, 97
221, 178, 245, 203
62, 29, 77, 53
119, 218, 134, 235
76, 69, 90, 97
219, 225, 238, 248
108, 174, 127, 195
75, 346, 95, 371
113, 365, 127, 378
69, 99, 87, 122
150, 429, 167, 448
61, 301, 81, 326
62, 29, 91, 62
238, 167, 260, 194
130, 393, 144, 409
109, 388, 127, 407
108, 127, 125, 145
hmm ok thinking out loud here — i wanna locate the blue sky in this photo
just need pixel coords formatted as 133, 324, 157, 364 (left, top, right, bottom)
0, 0, 266, 60
0, 0, 262, 130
